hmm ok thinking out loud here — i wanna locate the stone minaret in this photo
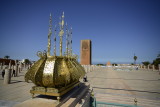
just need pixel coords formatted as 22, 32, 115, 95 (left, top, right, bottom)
80, 40, 92, 65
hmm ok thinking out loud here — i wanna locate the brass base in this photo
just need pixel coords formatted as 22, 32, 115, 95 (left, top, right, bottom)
30, 82, 80, 100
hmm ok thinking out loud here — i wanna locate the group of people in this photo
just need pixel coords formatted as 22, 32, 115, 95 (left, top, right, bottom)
1, 69, 16, 78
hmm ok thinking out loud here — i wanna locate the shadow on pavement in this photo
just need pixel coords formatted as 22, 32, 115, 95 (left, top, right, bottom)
11, 80, 25, 84
93, 86, 160, 94
88, 77, 159, 81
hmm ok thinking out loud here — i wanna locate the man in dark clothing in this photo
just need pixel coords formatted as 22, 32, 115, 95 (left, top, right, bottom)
83, 75, 87, 82
2, 69, 5, 78
12, 69, 16, 77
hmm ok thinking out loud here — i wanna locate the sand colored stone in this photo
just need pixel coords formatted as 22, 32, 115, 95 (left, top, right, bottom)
80, 40, 92, 65
14, 98, 57, 107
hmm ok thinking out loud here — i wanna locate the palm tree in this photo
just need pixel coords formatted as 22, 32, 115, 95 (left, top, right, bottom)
134, 54, 137, 65
4, 55, 10, 59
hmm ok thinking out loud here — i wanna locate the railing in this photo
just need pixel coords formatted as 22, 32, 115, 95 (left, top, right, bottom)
91, 97, 142, 107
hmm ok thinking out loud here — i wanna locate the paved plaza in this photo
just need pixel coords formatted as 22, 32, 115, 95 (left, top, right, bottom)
0, 68, 160, 107
87, 68, 160, 107
0, 69, 34, 106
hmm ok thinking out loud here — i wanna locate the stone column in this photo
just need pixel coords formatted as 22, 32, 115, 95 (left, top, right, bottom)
2, 62, 6, 70
93, 65, 95, 71
152, 65, 155, 71
84, 65, 87, 73
18, 65, 20, 73
11, 65, 14, 72
24, 63, 26, 69
4, 68, 11, 84
8, 61, 11, 72
15, 64, 19, 77
19, 62, 22, 72
28, 64, 30, 69
18, 65, 21, 73
148, 65, 150, 70
144, 66, 146, 70
0, 63, 2, 70
91, 65, 94, 71
88, 65, 91, 72
90, 65, 92, 72
86, 65, 89, 73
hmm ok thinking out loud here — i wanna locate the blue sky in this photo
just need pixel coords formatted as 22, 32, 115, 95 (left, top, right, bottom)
0, 0, 160, 64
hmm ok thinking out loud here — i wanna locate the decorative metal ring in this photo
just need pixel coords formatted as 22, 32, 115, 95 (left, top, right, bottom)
37, 51, 42, 58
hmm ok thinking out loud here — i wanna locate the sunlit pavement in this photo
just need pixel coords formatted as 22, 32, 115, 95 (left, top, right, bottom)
87, 68, 160, 107
0, 69, 34, 107
0, 68, 160, 107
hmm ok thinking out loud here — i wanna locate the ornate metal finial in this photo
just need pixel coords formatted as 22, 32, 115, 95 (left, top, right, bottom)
69, 27, 73, 56
59, 12, 65, 56
53, 25, 57, 56
65, 22, 69, 56
47, 13, 52, 56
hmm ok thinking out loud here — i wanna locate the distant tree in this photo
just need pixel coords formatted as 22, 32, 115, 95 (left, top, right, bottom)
24, 59, 31, 64
133, 54, 137, 65
112, 63, 118, 66
96, 64, 105, 66
142, 61, 150, 66
4, 55, 10, 59
152, 53, 160, 68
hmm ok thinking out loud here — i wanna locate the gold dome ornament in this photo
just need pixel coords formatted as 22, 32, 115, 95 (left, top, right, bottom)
25, 12, 85, 100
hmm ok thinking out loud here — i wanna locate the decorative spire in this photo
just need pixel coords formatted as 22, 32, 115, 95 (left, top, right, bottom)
47, 13, 52, 56
69, 27, 72, 56
53, 25, 57, 56
65, 22, 69, 56
66, 27, 72, 56
59, 12, 65, 56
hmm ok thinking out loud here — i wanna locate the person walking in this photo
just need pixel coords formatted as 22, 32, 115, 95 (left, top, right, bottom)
12, 69, 16, 77
2, 69, 5, 78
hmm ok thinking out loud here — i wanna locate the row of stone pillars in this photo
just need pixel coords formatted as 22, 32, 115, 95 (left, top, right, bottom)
82, 64, 160, 73
82, 65, 108, 73
139, 64, 160, 71
0, 62, 32, 84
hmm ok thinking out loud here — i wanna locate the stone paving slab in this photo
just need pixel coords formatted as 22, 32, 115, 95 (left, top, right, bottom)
95, 93, 160, 107
14, 98, 57, 107
0, 68, 160, 107
0, 69, 34, 106
0, 100, 20, 107
87, 68, 160, 107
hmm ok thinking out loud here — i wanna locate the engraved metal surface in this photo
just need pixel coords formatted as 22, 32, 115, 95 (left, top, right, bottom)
25, 56, 85, 88
24, 12, 85, 97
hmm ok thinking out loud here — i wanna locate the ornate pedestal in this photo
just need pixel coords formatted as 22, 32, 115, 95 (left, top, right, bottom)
30, 82, 80, 102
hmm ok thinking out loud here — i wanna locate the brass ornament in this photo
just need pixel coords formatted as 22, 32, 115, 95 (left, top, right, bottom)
25, 12, 85, 98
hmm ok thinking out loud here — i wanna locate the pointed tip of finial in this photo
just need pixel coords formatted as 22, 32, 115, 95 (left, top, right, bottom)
62, 11, 64, 18
50, 13, 52, 16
